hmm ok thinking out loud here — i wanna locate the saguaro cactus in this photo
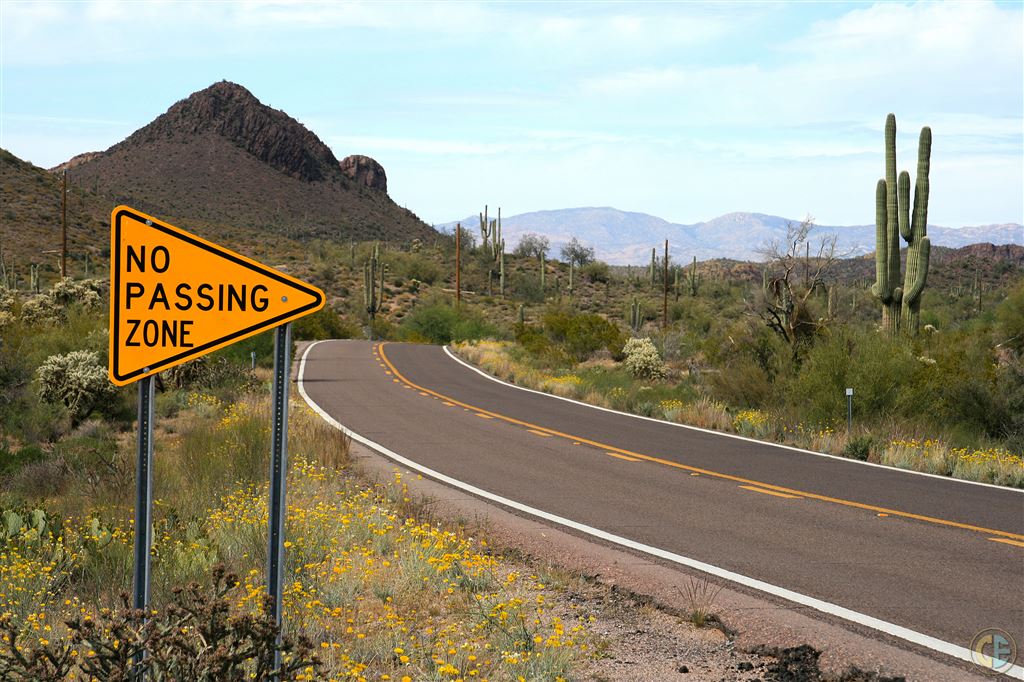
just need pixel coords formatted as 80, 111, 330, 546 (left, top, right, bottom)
629, 298, 642, 334
364, 243, 384, 324
688, 256, 701, 297
871, 113, 932, 335
499, 249, 505, 297
649, 248, 656, 286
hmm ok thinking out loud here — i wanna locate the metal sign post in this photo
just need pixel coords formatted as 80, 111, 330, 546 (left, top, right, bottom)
267, 323, 292, 676
132, 374, 155, 677
846, 387, 854, 433
107, 206, 323, 680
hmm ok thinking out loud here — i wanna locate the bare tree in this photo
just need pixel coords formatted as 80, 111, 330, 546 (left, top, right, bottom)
754, 217, 838, 349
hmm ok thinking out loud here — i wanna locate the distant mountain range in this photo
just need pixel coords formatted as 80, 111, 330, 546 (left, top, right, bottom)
439, 208, 1023, 264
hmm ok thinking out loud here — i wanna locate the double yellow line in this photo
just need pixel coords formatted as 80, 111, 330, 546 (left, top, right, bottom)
375, 343, 1024, 544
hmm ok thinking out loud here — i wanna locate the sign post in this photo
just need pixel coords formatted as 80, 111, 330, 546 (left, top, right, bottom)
108, 206, 324, 676
132, 374, 154, 677
846, 387, 854, 433
267, 323, 292, 674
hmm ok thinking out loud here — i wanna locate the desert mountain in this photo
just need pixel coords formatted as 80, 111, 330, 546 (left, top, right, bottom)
440, 207, 1023, 264
53, 81, 435, 243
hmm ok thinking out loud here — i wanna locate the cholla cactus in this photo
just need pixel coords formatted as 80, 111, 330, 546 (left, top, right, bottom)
622, 337, 667, 379
49, 278, 102, 308
19, 278, 103, 326
36, 350, 118, 423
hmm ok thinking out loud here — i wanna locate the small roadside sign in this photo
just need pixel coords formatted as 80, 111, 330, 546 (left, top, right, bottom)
108, 206, 325, 386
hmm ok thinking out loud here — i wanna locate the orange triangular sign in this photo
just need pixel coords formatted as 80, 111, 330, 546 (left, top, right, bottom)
109, 206, 325, 386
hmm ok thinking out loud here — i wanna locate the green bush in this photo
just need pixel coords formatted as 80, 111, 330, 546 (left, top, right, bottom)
514, 325, 568, 365
996, 280, 1024, 353
542, 308, 625, 362
843, 435, 874, 461
293, 306, 359, 341
784, 328, 918, 427
214, 330, 274, 368
580, 261, 610, 284
0, 443, 46, 478
164, 356, 259, 396
399, 303, 496, 345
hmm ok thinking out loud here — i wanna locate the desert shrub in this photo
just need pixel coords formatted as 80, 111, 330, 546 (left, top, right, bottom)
995, 280, 1024, 353
708, 356, 773, 408
899, 333, 1010, 439
623, 337, 667, 379
542, 308, 625, 362
785, 328, 917, 427
509, 272, 545, 304
293, 306, 358, 341
399, 303, 496, 345
164, 356, 259, 395
0, 443, 46, 478
580, 261, 610, 284
514, 325, 568, 365
214, 330, 275, 369
402, 256, 442, 285
843, 435, 874, 461
0, 565, 320, 681
35, 350, 118, 425
994, 359, 1024, 452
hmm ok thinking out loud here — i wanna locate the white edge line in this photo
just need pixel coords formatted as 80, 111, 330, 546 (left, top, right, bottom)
298, 340, 1023, 680
442, 345, 1023, 494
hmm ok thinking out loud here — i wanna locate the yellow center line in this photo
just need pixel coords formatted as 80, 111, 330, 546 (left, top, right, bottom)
740, 485, 802, 499
376, 343, 1024, 542
476, 413, 494, 419
528, 429, 552, 437
989, 537, 1024, 549
607, 452, 640, 462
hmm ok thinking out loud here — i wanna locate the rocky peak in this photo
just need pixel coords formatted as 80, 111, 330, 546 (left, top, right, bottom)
121, 80, 340, 182
50, 151, 103, 173
339, 155, 387, 193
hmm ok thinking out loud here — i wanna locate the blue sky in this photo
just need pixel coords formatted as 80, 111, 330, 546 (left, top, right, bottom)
2, 1, 1021, 227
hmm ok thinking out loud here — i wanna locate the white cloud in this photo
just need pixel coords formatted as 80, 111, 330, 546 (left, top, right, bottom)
579, 1, 1022, 123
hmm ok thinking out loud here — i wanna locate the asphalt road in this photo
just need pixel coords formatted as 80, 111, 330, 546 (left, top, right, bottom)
300, 339, 1024, 674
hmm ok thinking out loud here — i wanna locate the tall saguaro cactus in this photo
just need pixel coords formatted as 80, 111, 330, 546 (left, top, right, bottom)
871, 113, 932, 335
364, 242, 384, 325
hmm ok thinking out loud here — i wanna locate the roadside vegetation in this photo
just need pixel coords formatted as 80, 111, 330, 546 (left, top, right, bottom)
1, 190, 1020, 678
0, 283, 593, 680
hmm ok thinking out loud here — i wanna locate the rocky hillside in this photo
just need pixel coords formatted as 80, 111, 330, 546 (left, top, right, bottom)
0, 148, 110, 283
52, 81, 435, 243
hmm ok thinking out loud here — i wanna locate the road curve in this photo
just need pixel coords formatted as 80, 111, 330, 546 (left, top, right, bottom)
299, 339, 1024, 676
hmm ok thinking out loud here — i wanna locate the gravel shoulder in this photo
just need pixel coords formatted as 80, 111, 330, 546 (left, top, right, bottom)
343, 436, 984, 682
